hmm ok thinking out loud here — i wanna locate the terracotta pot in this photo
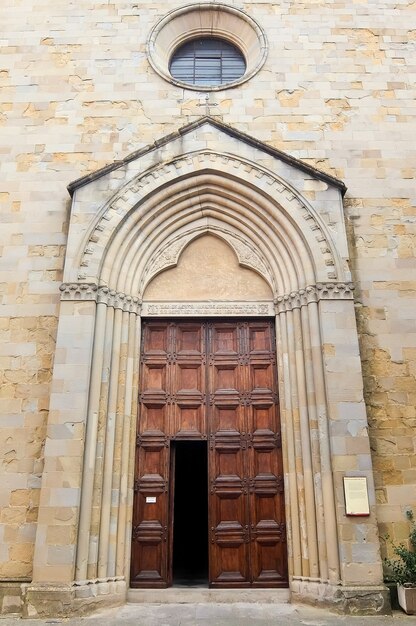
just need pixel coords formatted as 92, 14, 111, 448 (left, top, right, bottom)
397, 584, 416, 615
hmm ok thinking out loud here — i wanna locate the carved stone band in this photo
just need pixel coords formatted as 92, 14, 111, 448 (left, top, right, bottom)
60, 282, 354, 316
141, 302, 274, 317
60, 283, 142, 314
274, 282, 355, 314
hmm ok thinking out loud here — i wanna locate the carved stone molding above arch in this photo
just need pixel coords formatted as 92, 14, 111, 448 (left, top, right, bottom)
77, 150, 339, 287
64, 118, 350, 298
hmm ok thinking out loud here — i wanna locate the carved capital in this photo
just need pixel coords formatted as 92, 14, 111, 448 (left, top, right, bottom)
275, 282, 354, 314
97, 286, 111, 305
60, 284, 141, 314
60, 283, 98, 301
123, 295, 142, 314
316, 282, 355, 300
97, 287, 141, 313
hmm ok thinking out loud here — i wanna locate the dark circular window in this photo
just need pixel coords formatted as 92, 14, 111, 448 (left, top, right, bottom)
169, 37, 246, 87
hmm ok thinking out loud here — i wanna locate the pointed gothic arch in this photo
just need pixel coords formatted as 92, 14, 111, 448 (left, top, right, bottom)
31, 120, 387, 615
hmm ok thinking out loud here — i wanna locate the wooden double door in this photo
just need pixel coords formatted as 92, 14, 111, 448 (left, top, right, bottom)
131, 319, 288, 588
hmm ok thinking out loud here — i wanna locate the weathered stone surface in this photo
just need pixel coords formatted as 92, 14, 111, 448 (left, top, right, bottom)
0, 0, 415, 617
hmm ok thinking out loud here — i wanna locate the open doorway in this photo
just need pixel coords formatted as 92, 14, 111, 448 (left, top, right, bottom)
172, 441, 208, 586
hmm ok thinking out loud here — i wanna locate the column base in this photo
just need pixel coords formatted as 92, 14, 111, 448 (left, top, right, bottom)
0, 581, 30, 616
22, 579, 126, 618
2, 578, 391, 617
290, 578, 391, 615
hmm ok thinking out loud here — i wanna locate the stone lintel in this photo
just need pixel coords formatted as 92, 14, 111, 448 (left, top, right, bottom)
141, 300, 274, 317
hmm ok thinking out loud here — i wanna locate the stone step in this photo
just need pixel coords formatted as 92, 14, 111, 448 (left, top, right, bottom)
127, 587, 291, 604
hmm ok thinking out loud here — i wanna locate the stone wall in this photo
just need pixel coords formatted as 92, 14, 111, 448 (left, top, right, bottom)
1, 0, 415, 589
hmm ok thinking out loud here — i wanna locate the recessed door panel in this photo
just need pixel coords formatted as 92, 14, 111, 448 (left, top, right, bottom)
131, 439, 169, 587
173, 361, 205, 436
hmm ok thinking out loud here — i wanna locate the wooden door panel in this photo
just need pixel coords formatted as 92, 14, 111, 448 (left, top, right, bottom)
211, 362, 240, 392
246, 321, 287, 587
251, 404, 277, 434
211, 402, 244, 435
131, 321, 171, 588
209, 439, 250, 586
139, 404, 168, 437
143, 323, 170, 356
248, 322, 274, 355
140, 359, 169, 435
131, 439, 169, 587
173, 400, 205, 438
175, 322, 204, 355
209, 359, 243, 435
171, 323, 205, 438
175, 361, 204, 392
210, 323, 240, 357
133, 319, 287, 589
249, 435, 287, 587
250, 363, 275, 391
141, 361, 168, 390
173, 361, 205, 437
250, 519, 287, 587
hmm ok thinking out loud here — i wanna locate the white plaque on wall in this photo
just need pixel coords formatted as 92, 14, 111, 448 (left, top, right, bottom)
343, 477, 370, 517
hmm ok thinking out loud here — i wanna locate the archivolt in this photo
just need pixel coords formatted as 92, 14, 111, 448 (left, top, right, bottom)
64, 150, 350, 591
75, 152, 343, 298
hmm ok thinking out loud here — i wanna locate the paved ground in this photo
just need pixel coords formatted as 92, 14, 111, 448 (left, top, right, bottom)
1, 604, 414, 625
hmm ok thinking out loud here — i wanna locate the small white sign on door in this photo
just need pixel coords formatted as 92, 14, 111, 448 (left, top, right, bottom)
146, 496, 157, 504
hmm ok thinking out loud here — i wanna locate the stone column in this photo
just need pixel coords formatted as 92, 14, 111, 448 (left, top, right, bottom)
28, 285, 142, 617
319, 297, 386, 595
28, 287, 98, 616
277, 284, 389, 614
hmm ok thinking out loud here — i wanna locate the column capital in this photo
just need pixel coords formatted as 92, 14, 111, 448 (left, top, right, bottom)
274, 282, 354, 314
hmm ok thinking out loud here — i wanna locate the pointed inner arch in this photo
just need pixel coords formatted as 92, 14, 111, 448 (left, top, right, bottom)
98, 170, 328, 298
143, 234, 273, 302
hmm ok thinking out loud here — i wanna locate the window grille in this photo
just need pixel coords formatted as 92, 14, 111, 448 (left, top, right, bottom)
170, 38, 246, 87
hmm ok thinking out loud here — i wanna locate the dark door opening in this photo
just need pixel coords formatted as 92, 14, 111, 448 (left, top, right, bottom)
172, 441, 208, 586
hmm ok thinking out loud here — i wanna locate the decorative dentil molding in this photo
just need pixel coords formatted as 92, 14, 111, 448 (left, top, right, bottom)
78, 151, 338, 282
274, 282, 354, 314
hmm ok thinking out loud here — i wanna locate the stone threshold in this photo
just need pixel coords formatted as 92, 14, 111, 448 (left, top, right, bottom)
127, 587, 290, 604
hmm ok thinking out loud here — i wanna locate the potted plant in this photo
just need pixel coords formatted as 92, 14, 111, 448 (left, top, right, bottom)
384, 509, 416, 614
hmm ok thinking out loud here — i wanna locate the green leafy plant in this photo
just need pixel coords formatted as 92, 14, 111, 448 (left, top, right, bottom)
384, 510, 416, 586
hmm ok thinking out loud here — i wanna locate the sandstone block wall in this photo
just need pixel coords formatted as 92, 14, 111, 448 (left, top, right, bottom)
1, 0, 415, 580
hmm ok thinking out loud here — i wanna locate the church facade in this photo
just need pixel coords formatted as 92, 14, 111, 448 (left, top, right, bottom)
1, 0, 415, 617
